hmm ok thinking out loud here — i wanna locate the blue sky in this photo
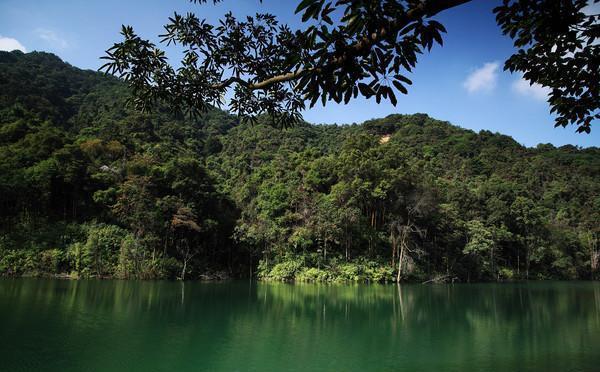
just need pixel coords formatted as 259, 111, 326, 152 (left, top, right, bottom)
0, 0, 598, 148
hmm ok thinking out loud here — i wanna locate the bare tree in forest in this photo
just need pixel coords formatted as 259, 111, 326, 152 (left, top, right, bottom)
171, 206, 202, 280
389, 191, 430, 282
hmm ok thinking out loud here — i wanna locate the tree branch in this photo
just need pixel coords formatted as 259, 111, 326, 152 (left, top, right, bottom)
211, 69, 308, 90
211, 0, 472, 92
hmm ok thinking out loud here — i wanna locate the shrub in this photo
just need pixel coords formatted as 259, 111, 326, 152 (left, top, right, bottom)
259, 257, 304, 281
38, 249, 64, 273
296, 267, 330, 282
364, 263, 394, 283
551, 255, 577, 280
157, 257, 182, 279
498, 267, 515, 281
335, 262, 361, 282
116, 234, 137, 278
67, 223, 129, 277
0, 250, 36, 276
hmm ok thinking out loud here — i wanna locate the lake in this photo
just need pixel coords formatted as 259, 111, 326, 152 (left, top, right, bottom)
0, 279, 599, 371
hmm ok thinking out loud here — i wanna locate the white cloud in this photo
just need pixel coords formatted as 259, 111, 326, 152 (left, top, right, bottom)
512, 77, 551, 101
509, 2, 594, 103
0, 36, 26, 52
35, 28, 68, 49
463, 62, 499, 94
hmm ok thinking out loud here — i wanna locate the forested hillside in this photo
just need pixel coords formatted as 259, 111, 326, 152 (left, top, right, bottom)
1, 51, 598, 282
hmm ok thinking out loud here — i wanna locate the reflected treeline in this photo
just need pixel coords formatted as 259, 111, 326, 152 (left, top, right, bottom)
1, 280, 599, 371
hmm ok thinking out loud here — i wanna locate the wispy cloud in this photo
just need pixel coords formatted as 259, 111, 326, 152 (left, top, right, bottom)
0, 36, 26, 52
512, 77, 551, 102
35, 28, 68, 49
463, 62, 499, 94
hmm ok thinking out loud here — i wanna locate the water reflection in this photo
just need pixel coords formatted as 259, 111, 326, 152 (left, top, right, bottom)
0, 279, 599, 371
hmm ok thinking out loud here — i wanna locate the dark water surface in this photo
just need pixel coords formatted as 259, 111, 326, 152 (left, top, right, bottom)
1, 279, 599, 371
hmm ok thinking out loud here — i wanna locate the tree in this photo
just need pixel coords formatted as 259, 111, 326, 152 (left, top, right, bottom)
510, 196, 545, 279
311, 196, 343, 262
388, 190, 431, 282
102, 0, 599, 132
579, 229, 599, 278
112, 174, 159, 274
463, 220, 497, 280
170, 206, 202, 280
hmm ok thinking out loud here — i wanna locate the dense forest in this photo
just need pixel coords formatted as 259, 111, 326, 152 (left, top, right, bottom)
1, 51, 598, 282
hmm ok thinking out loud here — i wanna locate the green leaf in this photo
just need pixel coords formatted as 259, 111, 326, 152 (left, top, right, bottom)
393, 80, 408, 94
295, 0, 315, 14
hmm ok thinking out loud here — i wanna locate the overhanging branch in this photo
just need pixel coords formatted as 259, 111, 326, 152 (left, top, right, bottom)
210, 0, 472, 91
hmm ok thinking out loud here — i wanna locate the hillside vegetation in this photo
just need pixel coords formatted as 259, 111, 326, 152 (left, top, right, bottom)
1, 51, 598, 282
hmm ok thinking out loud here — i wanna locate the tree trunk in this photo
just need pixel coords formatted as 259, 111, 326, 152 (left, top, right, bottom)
391, 234, 397, 268
345, 224, 349, 261
180, 242, 190, 281
181, 256, 187, 281
588, 232, 598, 279
525, 242, 530, 280
397, 241, 405, 283
249, 256, 253, 279
517, 248, 520, 276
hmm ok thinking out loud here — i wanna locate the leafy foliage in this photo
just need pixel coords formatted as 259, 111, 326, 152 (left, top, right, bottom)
495, 0, 600, 133
101, 0, 598, 132
1, 51, 599, 281
0, 51, 239, 279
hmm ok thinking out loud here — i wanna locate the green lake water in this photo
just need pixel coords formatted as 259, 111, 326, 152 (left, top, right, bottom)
0, 279, 599, 371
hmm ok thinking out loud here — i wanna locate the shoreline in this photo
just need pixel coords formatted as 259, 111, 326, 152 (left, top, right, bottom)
2, 273, 595, 284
